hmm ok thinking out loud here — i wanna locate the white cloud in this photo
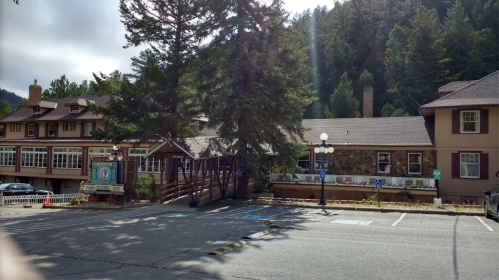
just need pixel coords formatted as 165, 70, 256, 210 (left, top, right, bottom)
0, 0, 336, 98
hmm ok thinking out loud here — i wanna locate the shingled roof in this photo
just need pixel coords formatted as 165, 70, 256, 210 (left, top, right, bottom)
302, 117, 433, 146
0, 95, 109, 123
420, 70, 499, 110
438, 80, 476, 93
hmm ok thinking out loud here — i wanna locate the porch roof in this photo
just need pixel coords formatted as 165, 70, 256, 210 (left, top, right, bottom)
144, 137, 233, 160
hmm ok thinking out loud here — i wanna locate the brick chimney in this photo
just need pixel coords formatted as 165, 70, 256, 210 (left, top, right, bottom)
29, 79, 42, 105
363, 85, 373, 118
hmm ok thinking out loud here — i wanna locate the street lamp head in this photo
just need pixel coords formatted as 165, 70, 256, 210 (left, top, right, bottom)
319, 146, 325, 153
314, 147, 320, 153
320, 133, 328, 141
328, 147, 334, 153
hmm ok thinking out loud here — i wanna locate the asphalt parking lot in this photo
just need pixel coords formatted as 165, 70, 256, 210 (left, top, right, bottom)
1, 203, 498, 280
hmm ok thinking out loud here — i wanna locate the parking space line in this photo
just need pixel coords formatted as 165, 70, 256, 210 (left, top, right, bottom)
196, 205, 259, 218
475, 217, 494, 232
391, 213, 407, 227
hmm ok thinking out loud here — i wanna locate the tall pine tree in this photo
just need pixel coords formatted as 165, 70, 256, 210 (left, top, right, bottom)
199, 0, 314, 196
324, 72, 360, 118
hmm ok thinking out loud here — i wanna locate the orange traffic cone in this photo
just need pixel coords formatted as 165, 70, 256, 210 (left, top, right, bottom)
44, 193, 50, 207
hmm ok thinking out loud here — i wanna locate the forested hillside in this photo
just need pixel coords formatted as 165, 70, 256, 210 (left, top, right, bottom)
0, 88, 24, 111
290, 0, 498, 117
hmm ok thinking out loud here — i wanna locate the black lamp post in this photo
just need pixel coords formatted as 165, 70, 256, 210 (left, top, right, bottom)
314, 133, 334, 206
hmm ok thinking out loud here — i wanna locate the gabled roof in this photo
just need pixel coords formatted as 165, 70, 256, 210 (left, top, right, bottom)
302, 117, 434, 146
420, 70, 499, 110
145, 137, 234, 160
27, 100, 58, 109
0, 95, 109, 123
64, 98, 95, 107
438, 80, 476, 93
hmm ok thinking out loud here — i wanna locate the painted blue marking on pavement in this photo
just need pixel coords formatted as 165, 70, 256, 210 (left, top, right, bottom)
162, 213, 192, 218
241, 215, 272, 220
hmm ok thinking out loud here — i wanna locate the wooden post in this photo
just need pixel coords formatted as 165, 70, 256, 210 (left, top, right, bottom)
209, 159, 213, 203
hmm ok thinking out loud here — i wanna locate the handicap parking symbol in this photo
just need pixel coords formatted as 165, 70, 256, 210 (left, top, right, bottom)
374, 180, 383, 189
320, 169, 326, 179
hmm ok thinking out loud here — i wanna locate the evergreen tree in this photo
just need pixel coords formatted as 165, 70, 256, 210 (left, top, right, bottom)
14, 98, 28, 111
41, 75, 93, 99
381, 103, 409, 117
325, 72, 360, 118
385, 7, 451, 115
199, 0, 314, 196
0, 100, 12, 116
358, 69, 374, 88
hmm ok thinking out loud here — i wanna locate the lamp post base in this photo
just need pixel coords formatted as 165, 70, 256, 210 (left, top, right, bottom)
319, 178, 327, 206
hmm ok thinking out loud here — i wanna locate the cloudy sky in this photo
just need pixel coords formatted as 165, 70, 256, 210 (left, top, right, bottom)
0, 0, 336, 98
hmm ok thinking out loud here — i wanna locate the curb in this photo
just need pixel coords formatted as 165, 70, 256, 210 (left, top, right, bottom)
222, 200, 482, 216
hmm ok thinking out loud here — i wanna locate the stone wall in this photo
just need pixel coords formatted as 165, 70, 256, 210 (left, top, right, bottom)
327, 149, 436, 177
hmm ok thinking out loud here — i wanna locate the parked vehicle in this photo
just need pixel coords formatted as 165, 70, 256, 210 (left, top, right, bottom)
484, 183, 499, 222
0, 183, 53, 196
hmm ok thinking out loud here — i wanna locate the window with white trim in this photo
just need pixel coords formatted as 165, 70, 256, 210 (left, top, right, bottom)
377, 152, 391, 173
179, 158, 190, 173
70, 122, 76, 131
10, 124, 15, 132
63, 122, 69, 131
407, 153, 422, 175
314, 154, 328, 170
0, 146, 16, 166
47, 123, 56, 137
0, 125, 4, 138
33, 107, 41, 114
53, 147, 82, 169
297, 154, 310, 170
460, 153, 479, 178
460, 111, 479, 133
88, 147, 111, 170
27, 124, 35, 137
16, 123, 21, 132
21, 147, 47, 168
83, 122, 93, 137
71, 106, 79, 112
129, 148, 161, 173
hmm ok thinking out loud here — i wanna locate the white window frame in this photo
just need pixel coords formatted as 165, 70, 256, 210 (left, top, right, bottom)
63, 122, 69, 131
88, 147, 111, 170
0, 146, 16, 166
10, 124, 15, 132
27, 124, 35, 137
71, 105, 79, 112
21, 147, 47, 168
460, 110, 480, 133
407, 153, 422, 175
377, 152, 391, 173
83, 122, 93, 137
47, 123, 56, 137
70, 122, 76, 131
460, 153, 479, 178
314, 153, 328, 170
16, 123, 21, 132
53, 147, 82, 169
33, 107, 41, 114
179, 158, 190, 173
297, 154, 310, 170
129, 148, 162, 173
0, 125, 4, 138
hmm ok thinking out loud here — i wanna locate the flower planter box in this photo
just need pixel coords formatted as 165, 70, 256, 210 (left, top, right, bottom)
88, 196, 100, 203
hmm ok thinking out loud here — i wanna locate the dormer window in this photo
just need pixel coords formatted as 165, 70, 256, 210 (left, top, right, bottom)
33, 107, 41, 114
71, 105, 79, 112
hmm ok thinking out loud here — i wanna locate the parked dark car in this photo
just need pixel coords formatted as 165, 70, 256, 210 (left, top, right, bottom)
0, 183, 53, 196
484, 183, 499, 222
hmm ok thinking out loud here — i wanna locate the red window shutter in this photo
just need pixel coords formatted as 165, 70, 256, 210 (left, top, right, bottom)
452, 153, 460, 178
480, 109, 489, 134
45, 123, 48, 137
80, 122, 84, 137
92, 122, 96, 133
480, 153, 488, 179
25, 123, 28, 137
35, 124, 39, 138
55, 123, 59, 137
452, 110, 460, 134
